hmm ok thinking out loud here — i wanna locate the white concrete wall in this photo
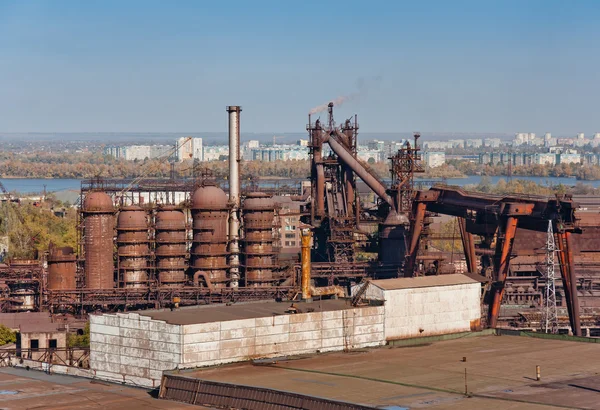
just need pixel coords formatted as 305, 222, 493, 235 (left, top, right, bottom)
382, 283, 481, 340
89, 306, 385, 388
181, 306, 385, 368
90, 312, 182, 388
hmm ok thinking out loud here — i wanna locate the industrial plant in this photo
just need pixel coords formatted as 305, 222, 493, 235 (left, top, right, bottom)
0, 103, 598, 341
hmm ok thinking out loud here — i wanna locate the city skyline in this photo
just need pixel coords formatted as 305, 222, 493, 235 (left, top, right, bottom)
2, 1, 600, 134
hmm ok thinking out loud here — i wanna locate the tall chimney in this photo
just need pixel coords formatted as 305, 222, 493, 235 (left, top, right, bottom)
227, 106, 242, 288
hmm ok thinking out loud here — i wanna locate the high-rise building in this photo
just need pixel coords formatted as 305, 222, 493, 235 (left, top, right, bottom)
176, 137, 203, 161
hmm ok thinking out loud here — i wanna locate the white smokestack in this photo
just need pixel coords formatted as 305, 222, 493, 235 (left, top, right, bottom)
227, 105, 242, 288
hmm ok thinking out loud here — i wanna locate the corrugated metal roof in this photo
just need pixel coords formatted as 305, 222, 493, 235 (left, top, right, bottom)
370, 274, 479, 291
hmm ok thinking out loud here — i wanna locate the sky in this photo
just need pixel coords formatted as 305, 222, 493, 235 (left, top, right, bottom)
1, 0, 599, 135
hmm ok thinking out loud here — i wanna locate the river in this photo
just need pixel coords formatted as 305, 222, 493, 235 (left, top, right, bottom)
1, 175, 600, 195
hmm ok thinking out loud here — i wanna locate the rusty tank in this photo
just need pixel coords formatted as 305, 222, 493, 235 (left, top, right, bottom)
116, 206, 149, 288
155, 205, 187, 287
242, 192, 275, 286
83, 191, 115, 289
47, 246, 77, 290
191, 185, 229, 288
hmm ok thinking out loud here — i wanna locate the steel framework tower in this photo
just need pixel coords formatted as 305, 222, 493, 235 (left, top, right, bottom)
542, 220, 559, 334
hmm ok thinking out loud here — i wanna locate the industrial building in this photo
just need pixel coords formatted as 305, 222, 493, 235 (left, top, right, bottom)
88, 274, 480, 388
1, 101, 599, 402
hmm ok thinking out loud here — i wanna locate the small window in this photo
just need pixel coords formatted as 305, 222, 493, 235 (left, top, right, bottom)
285, 233, 295, 239
30, 339, 39, 351
49, 339, 57, 349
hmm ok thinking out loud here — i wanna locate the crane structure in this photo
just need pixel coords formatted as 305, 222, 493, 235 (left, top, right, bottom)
407, 187, 581, 336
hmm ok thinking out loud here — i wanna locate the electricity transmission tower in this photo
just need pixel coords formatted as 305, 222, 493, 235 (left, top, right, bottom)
542, 220, 559, 334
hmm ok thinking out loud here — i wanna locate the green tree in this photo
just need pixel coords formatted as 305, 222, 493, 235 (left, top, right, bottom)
0, 324, 16, 346
67, 322, 90, 348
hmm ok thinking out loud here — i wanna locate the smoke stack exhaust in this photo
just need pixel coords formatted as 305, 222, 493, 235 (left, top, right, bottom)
227, 106, 242, 288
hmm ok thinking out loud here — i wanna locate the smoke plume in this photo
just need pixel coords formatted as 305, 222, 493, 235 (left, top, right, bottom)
308, 75, 383, 115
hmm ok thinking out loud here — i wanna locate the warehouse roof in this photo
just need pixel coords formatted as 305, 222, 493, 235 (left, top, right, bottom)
370, 274, 479, 291
140, 298, 354, 325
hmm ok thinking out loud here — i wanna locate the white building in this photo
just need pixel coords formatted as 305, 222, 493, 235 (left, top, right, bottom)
124, 145, 172, 161
87, 274, 482, 388
558, 153, 581, 165
483, 138, 501, 148
465, 139, 482, 148
351, 274, 481, 341
357, 148, 383, 163
534, 152, 556, 165
203, 146, 229, 161
176, 137, 203, 162
423, 151, 446, 168
89, 300, 385, 387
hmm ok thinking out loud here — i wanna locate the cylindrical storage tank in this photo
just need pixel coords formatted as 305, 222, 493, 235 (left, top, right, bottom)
117, 206, 149, 288
47, 247, 77, 290
191, 185, 229, 288
378, 211, 409, 266
155, 205, 187, 287
83, 191, 115, 289
242, 193, 275, 286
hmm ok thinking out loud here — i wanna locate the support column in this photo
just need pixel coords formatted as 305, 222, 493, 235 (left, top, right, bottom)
488, 216, 518, 329
556, 230, 581, 336
406, 202, 427, 277
458, 217, 477, 274
301, 228, 312, 302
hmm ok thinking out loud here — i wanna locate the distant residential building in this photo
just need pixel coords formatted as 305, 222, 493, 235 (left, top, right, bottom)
448, 139, 465, 149
423, 151, 446, 168
533, 153, 556, 166
367, 140, 385, 151
123, 145, 172, 161
204, 146, 229, 161
423, 141, 453, 150
385, 141, 406, 157
357, 148, 383, 163
465, 139, 483, 148
583, 153, 600, 166
558, 153, 581, 165
297, 139, 308, 147
252, 148, 285, 162
247, 140, 260, 149
513, 132, 541, 146
483, 138, 501, 148
103, 146, 127, 159
176, 137, 203, 162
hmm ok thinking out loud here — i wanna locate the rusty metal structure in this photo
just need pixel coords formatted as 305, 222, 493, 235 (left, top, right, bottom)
154, 205, 187, 287
406, 186, 582, 335
190, 184, 229, 288
116, 206, 150, 288
47, 246, 76, 290
82, 191, 115, 289
5, 102, 600, 337
242, 193, 275, 287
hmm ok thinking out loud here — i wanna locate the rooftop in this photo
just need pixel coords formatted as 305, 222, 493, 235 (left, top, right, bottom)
175, 334, 600, 410
0, 367, 196, 410
0, 312, 53, 330
370, 273, 479, 290
138, 298, 353, 325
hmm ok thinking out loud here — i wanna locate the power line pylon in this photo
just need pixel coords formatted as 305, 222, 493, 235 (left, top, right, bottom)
542, 220, 559, 334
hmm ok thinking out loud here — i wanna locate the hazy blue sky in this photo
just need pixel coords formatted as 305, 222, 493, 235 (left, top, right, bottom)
1, 0, 599, 134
